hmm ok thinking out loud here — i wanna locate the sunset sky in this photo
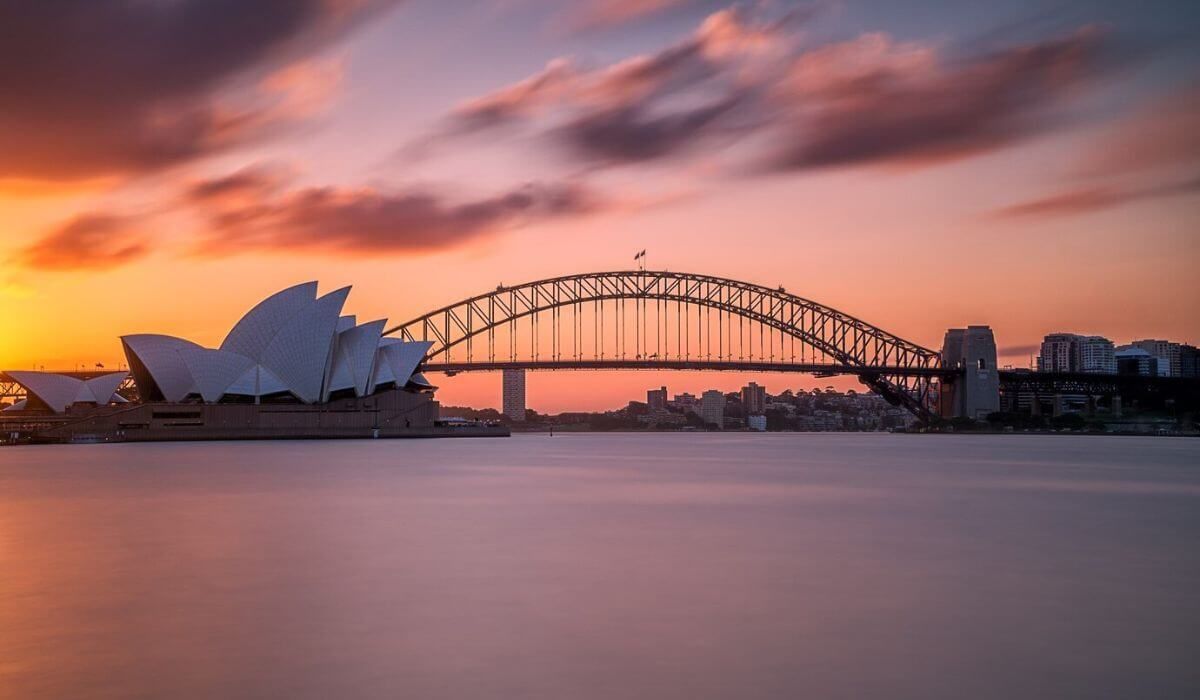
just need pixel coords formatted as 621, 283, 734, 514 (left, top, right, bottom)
2, 0, 1197, 412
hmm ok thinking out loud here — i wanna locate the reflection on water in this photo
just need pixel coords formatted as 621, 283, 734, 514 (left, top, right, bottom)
2, 435, 1198, 699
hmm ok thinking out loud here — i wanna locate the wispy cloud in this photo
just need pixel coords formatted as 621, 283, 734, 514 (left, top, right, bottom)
566, 0, 694, 31
0, 0, 397, 183
184, 169, 605, 256
992, 175, 1200, 218
420, 9, 1121, 176
18, 215, 149, 271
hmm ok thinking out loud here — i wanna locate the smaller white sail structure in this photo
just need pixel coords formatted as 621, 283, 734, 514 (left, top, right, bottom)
4, 371, 128, 413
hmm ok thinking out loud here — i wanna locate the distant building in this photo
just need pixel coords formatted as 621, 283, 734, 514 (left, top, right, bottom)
1181, 344, 1199, 378
747, 414, 767, 431
672, 392, 699, 413
741, 382, 766, 415
502, 369, 526, 421
1129, 339, 1181, 377
1038, 333, 1115, 374
647, 386, 668, 411
1039, 333, 1078, 372
638, 411, 687, 427
1077, 336, 1116, 373
700, 389, 725, 428
1115, 347, 1160, 376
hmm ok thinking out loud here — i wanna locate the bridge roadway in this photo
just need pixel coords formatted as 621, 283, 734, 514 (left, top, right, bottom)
422, 359, 954, 378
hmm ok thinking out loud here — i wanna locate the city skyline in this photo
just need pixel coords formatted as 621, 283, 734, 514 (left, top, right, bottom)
3, 0, 1198, 412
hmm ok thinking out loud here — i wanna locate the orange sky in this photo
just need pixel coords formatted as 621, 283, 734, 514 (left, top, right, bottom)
2, 1, 1197, 412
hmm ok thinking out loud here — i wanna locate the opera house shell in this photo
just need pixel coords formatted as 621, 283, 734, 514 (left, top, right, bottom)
121, 282, 433, 406
2, 371, 128, 414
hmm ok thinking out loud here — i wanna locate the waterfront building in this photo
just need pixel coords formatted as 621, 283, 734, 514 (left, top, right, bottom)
700, 389, 725, 428
1181, 344, 1199, 378
1116, 346, 1162, 376
647, 386, 668, 411
747, 414, 767, 431
1038, 333, 1116, 374
671, 392, 699, 414
11, 282, 435, 412
1039, 333, 1078, 372
741, 382, 766, 415
0, 283, 510, 443
502, 369, 526, 421
637, 410, 687, 427
1129, 339, 1181, 377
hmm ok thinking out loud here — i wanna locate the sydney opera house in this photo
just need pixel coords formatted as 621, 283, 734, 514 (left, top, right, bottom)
2, 283, 504, 443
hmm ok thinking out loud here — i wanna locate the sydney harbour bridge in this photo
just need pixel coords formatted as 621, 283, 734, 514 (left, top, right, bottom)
383, 270, 948, 421
4, 270, 1195, 423
380, 270, 1196, 422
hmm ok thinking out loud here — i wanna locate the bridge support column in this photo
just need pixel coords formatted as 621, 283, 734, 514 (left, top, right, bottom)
941, 326, 1000, 421
502, 369, 526, 422
1112, 395, 1122, 418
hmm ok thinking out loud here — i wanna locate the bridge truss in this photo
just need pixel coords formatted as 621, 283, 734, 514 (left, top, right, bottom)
386, 271, 946, 422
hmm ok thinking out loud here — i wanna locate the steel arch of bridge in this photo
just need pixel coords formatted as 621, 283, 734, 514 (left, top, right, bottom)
385, 270, 945, 421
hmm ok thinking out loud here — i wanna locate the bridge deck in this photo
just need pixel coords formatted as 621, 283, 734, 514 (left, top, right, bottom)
421, 359, 955, 377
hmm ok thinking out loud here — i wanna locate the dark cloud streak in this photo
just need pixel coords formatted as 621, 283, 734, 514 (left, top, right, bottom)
186, 171, 604, 256
993, 175, 1200, 218
425, 11, 1121, 176
0, 0, 397, 181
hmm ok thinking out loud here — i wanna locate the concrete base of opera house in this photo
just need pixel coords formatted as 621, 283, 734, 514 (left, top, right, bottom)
4, 389, 509, 445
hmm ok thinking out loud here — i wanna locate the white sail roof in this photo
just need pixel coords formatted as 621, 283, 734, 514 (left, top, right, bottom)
224, 364, 289, 397
121, 334, 202, 402
327, 319, 386, 398
84, 372, 128, 406
377, 340, 433, 390
177, 348, 255, 403
220, 281, 318, 361
4, 371, 127, 413
259, 287, 350, 403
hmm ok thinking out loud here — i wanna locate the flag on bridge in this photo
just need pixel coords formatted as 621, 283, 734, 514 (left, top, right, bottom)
634, 250, 645, 261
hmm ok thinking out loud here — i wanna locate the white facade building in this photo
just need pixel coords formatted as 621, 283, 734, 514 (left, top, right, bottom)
1038, 333, 1116, 374
119, 282, 432, 406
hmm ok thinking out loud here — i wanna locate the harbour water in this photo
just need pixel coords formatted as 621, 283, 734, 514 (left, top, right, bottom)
2, 434, 1198, 699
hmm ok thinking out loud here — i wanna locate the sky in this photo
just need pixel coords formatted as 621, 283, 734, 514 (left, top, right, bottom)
1, 0, 1198, 412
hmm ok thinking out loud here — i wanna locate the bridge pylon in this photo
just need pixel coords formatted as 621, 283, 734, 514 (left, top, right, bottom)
940, 326, 1000, 421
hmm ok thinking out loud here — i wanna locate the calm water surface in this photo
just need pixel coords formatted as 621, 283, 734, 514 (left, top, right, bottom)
2, 434, 1198, 699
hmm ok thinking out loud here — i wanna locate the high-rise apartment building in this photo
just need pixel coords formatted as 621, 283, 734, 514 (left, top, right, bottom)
1129, 339, 1181, 377
1039, 333, 1078, 373
647, 386, 668, 411
741, 382, 766, 415
1038, 333, 1116, 374
1077, 336, 1116, 374
700, 389, 725, 428
502, 369, 526, 421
